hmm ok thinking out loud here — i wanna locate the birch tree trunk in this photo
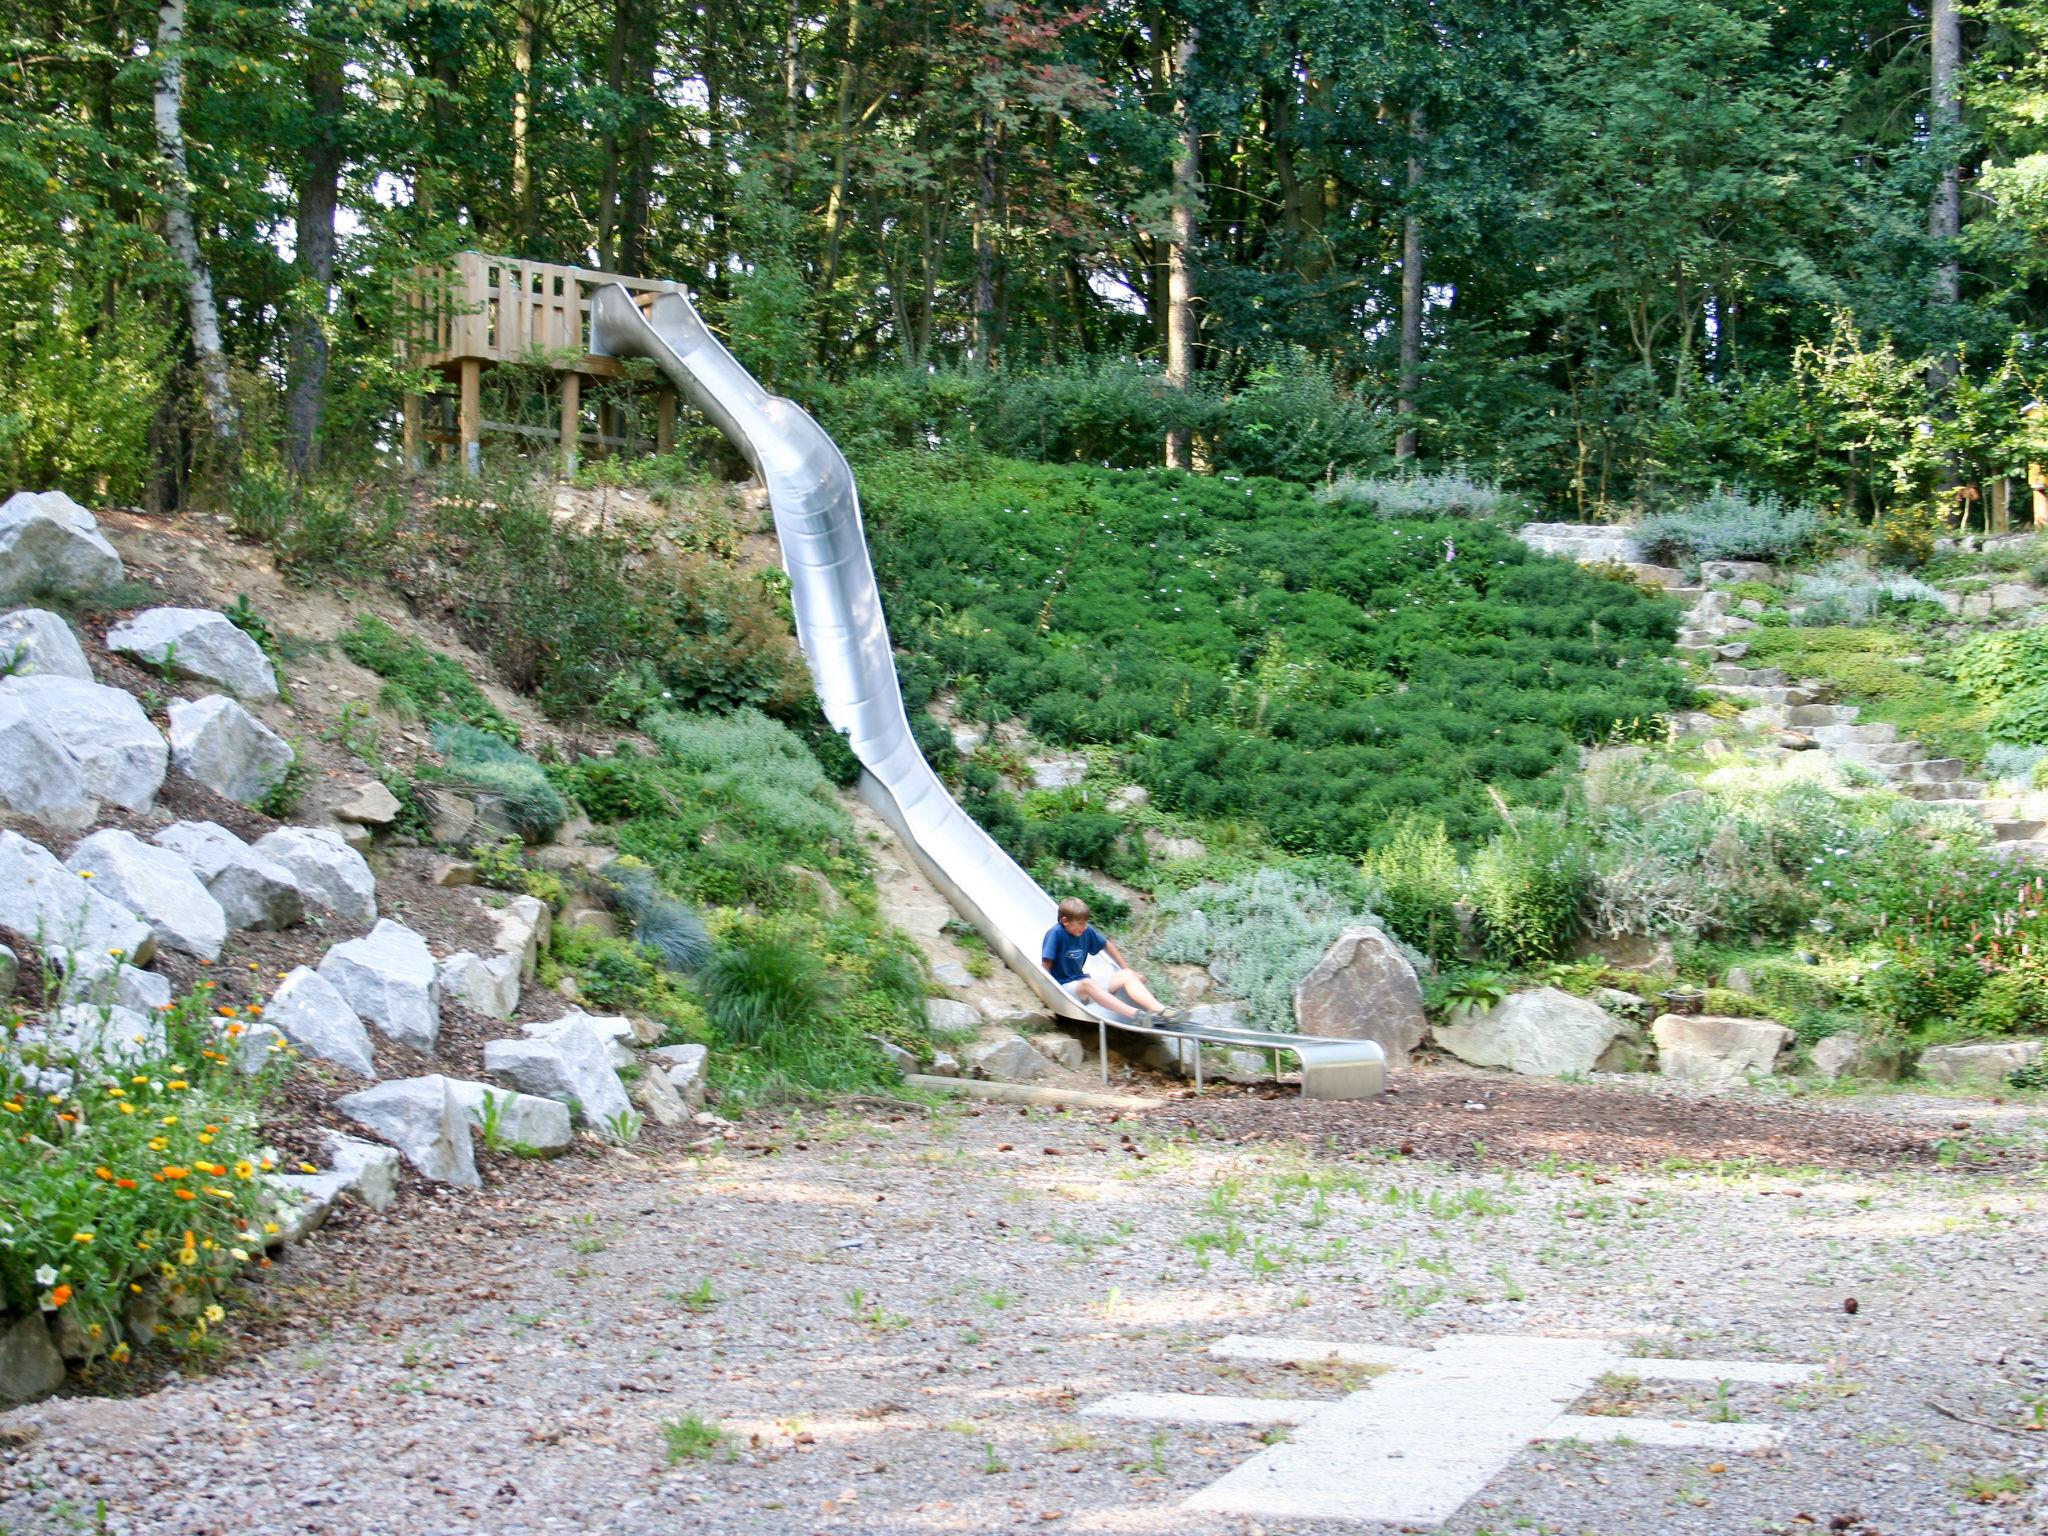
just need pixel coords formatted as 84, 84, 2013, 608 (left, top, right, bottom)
286, 34, 344, 477
1164, 24, 1200, 471
1929, 0, 1961, 308
1395, 106, 1426, 462
153, 0, 236, 446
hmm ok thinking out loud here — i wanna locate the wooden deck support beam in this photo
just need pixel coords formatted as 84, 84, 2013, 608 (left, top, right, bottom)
560, 372, 582, 474
459, 358, 482, 476
656, 389, 677, 456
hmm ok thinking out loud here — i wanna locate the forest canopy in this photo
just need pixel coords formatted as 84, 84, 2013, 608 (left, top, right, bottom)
5, 0, 2048, 513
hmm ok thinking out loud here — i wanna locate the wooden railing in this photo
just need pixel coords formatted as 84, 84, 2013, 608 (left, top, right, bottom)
403, 252, 680, 368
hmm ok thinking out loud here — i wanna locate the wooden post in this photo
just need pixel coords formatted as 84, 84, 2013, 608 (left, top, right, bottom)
560, 372, 582, 475
458, 359, 482, 476
402, 392, 423, 472
2033, 461, 2048, 528
1991, 476, 2011, 535
656, 388, 677, 456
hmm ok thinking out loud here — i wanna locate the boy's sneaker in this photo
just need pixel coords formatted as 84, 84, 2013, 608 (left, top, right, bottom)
1159, 1008, 1193, 1026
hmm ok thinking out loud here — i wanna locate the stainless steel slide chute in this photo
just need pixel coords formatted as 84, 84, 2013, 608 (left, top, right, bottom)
590, 284, 1384, 1101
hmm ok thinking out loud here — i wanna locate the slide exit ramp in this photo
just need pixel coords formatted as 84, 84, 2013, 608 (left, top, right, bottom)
590, 285, 1384, 1102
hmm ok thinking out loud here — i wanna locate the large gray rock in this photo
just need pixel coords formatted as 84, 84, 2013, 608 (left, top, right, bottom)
1, 675, 165, 812
525, 1010, 634, 1068
0, 694, 95, 830
1809, 1030, 1892, 1082
443, 1078, 574, 1154
650, 1042, 708, 1108
1433, 987, 1626, 1077
483, 1019, 633, 1130
152, 820, 305, 930
334, 1074, 479, 1187
52, 949, 170, 1014
106, 607, 278, 700
263, 966, 376, 1077
1027, 1031, 1085, 1070
491, 894, 551, 982
318, 919, 441, 1053
965, 1031, 1047, 1083
262, 1171, 351, 1244
0, 494, 122, 602
1917, 1039, 2044, 1086
168, 694, 293, 805
51, 1003, 164, 1068
1292, 926, 1428, 1063
1651, 1013, 1793, 1088
629, 1056, 689, 1126
0, 830, 156, 965
252, 826, 376, 924
0, 1312, 66, 1407
235, 1021, 288, 1074
316, 1131, 403, 1211
334, 780, 403, 827
923, 997, 982, 1034
869, 1035, 918, 1077
438, 949, 521, 1019
65, 829, 226, 960
0, 942, 14, 998
0, 608, 92, 681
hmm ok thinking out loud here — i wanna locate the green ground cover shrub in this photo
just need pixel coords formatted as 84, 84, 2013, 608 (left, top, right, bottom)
1151, 865, 1390, 1028
1742, 626, 1991, 762
420, 724, 568, 842
1, 980, 280, 1356
339, 616, 516, 738
864, 453, 1689, 852
1635, 488, 1828, 564
1317, 471, 1527, 522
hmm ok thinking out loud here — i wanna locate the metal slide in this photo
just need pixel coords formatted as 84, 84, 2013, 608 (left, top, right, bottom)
591, 285, 1384, 1101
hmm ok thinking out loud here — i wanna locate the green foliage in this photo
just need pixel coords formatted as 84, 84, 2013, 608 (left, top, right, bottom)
1213, 352, 1389, 482
545, 924, 710, 1042
1152, 867, 1388, 1030
422, 724, 567, 842
219, 594, 279, 661
1468, 815, 1591, 967
595, 858, 712, 973
698, 920, 840, 1049
1744, 626, 1991, 762
0, 982, 279, 1351
1952, 629, 2048, 747
1634, 489, 1826, 565
867, 454, 1689, 852
468, 839, 568, 906
1318, 472, 1524, 521
339, 616, 516, 739
1361, 816, 1464, 965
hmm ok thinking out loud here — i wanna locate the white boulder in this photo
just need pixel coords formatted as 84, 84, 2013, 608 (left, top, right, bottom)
1, 675, 166, 812
316, 1132, 403, 1211
262, 1172, 350, 1244
444, 1079, 574, 1154
52, 950, 171, 1015
334, 1074, 479, 1188
438, 950, 521, 1019
525, 1010, 633, 1068
629, 1057, 689, 1126
252, 826, 376, 924
0, 830, 156, 964
318, 919, 441, 1054
1433, 987, 1626, 1077
1027, 1031, 1085, 1070
1651, 1013, 1793, 1089
106, 607, 278, 700
0, 695, 96, 830
492, 895, 551, 982
965, 1032, 1047, 1083
335, 781, 402, 827
263, 966, 376, 1077
0, 494, 122, 602
483, 1020, 633, 1130
924, 998, 981, 1033
168, 694, 293, 806
1917, 1039, 2044, 1087
151, 820, 305, 930
65, 829, 226, 961
52, 1003, 164, 1068
0, 608, 92, 681
650, 1043, 708, 1108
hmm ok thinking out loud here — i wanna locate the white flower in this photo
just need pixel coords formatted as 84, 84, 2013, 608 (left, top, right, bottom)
34, 1265, 57, 1286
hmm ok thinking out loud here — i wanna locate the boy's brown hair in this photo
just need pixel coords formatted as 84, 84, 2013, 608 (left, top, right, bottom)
1056, 896, 1091, 922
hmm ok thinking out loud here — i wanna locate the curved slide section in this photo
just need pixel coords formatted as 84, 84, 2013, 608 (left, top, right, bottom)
590, 285, 1383, 1100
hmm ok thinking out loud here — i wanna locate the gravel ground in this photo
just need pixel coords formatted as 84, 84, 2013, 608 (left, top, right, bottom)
1, 1082, 2043, 1536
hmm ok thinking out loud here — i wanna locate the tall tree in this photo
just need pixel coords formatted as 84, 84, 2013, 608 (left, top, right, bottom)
1164, 18, 1200, 470
152, 0, 236, 448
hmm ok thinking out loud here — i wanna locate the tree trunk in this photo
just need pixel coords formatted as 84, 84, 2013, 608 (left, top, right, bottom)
595, 0, 630, 270
1164, 24, 1200, 470
1929, 0, 1961, 308
286, 26, 344, 478
512, 0, 539, 247
620, 14, 654, 277
820, 0, 864, 292
972, 111, 998, 365
1395, 106, 1426, 462
153, 0, 236, 447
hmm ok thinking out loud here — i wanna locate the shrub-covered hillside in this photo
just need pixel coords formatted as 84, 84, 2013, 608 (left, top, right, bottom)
864, 454, 1691, 852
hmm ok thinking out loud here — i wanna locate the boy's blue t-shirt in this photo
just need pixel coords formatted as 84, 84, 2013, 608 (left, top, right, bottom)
1042, 923, 1107, 984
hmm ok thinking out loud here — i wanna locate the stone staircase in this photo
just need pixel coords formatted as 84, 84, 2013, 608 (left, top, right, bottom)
1672, 582, 2048, 859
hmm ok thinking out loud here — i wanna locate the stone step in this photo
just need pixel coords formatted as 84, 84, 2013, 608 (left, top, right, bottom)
1897, 757, 1970, 785
1716, 643, 1751, 661
1993, 820, 2048, 841
1901, 780, 1988, 802
1828, 741, 1923, 767
1709, 664, 1789, 687
1737, 705, 1789, 730
1957, 793, 2048, 822
1809, 721, 1897, 746
1701, 684, 1819, 707
1784, 703, 1859, 728
1664, 587, 1705, 605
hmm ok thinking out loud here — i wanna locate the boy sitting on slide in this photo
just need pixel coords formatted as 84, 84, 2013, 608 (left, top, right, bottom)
1041, 897, 1187, 1024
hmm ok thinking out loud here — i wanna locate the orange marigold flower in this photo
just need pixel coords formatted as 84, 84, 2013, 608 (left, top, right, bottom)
116, 1178, 137, 1190
48, 1285, 71, 1308
173, 1188, 196, 1201
160, 1166, 188, 1179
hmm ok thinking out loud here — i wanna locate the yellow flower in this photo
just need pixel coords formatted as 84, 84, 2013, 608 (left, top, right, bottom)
106, 1086, 125, 1098
71, 1232, 94, 1244
233, 1161, 255, 1180
1, 1103, 20, 1115
110, 1341, 130, 1364
76, 870, 94, 879
297, 1161, 317, 1174
117, 1103, 135, 1116
262, 1221, 280, 1236
148, 1137, 168, 1152
166, 1080, 188, 1091
197, 1133, 214, 1145
203, 1304, 225, 1323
